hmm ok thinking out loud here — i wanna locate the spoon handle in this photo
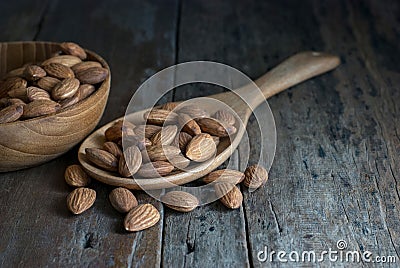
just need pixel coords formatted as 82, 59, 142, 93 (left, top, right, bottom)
234, 51, 340, 108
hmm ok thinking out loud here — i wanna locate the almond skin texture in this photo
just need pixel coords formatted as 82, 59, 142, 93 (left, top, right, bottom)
243, 164, 269, 189
214, 183, 243, 209
42, 55, 82, 67
27, 86, 51, 101
123, 135, 152, 151
23, 65, 46, 81
71, 61, 102, 73
161, 191, 199, 212
67, 188, 96, 214
103, 141, 122, 159
177, 105, 209, 119
105, 120, 135, 142
213, 110, 236, 126
185, 133, 216, 162
36, 77, 61, 91
137, 161, 174, 178
7, 87, 28, 101
145, 145, 181, 162
85, 148, 118, 172
75, 67, 108, 84
0, 77, 27, 93
134, 124, 162, 139
143, 109, 178, 125
178, 113, 201, 136
64, 165, 91, 187
22, 99, 60, 118
60, 42, 87, 60
197, 118, 237, 137
150, 125, 177, 145
0, 104, 23, 123
44, 63, 75, 79
203, 169, 245, 184
119, 146, 142, 177
109, 188, 138, 213
124, 204, 160, 232
52, 78, 80, 100
171, 132, 192, 152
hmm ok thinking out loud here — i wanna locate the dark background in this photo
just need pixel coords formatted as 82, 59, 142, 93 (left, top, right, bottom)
0, 0, 399, 267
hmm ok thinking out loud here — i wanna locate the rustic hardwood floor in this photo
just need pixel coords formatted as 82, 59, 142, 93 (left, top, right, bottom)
0, 0, 399, 267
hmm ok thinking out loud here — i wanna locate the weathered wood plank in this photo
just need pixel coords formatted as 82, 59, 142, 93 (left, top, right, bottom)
0, 0, 178, 267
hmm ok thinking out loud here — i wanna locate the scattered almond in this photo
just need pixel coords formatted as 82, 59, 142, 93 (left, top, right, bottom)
124, 204, 160, 232
214, 182, 243, 209
109, 188, 138, 213
203, 169, 245, 184
243, 164, 268, 189
67, 187, 96, 214
161, 191, 199, 212
64, 164, 91, 187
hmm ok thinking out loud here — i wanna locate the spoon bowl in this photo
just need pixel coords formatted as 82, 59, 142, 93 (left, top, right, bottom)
79, 51, 340, 190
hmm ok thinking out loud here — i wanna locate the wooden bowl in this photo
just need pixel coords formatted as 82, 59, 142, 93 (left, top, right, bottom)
0, 42, 111, 172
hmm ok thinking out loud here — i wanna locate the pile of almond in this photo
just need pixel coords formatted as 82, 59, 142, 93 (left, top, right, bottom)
0, 42, 108, 123
65, 101, 269, 232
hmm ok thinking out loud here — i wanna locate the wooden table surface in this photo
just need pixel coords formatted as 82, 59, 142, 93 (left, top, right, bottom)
0, 0, 399, 267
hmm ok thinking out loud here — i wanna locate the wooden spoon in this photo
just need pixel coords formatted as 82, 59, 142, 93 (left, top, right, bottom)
79, 51, 340, 190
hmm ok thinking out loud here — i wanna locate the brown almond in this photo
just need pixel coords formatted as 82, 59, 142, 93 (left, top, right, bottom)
161, 191, 199, 212
64, 164, 91, 187
71, 61, 102, 73
169, 154, 191, 170
243, 164, 268, 189
214, 110, 236, 125
60, 42, 87, 60
109, 187, 138, 213
185, 133, 216, 162
178, 113, 201, 136
137, 161, 174, 177
122, 135, 152, 151
75, 67, 108, 84
23, 65, 46, 81
103, 141, 122, 158
145, 145, 181, 161
52, 78, 80, 100
27, 86, 51, 101
1, 77, 27, 96
85, 148, 118, 172
22, 99, 60, 118
0, 104, 23, 123
44, 63, 75, 79
197, 118, 237, 137
177, 105, 209, 119
119, 146, 142, 177
59, 84, 95, 109
143, 109, 178, 126
133, 124, 162, 139
157, 102, 179, 111
214, 182, 243, 209
3, 67, 25, 78
203, 169, 245, 184
67, 187, 96, 214
7, 87, 28, 101
104, 120, 135, 142
42, 55, 82, 67
77, 84, 96, 99
172, 132, 192, 152
124, 204, 160, 232
150, 125, 177, 145
36, 77, 61, 91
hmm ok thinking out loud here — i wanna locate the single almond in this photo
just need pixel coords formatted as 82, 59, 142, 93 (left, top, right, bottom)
59, 84, 95, 109
137, 161, 174, 177
71, 61, 102, 73
23, 65, 46, 81
67, 187, 96, 214
85, 148, 118, 172
52, 78, 80, 100
119, 146, 142, 177
161, 191, 199, 212
185, 133, 216, 162
0, 104, 23, 123
1, 77, 27, 96
124, 204, 160, 232
143, 109, 178, 125
22, 99, 60, 118
213, 110, 236, 125
177, 105, 209, 119
203, 169, 245, 184
178, 113, 201, 136
197, 117, 237, 137
133, 124, 162, 139
44, 63, 75, 79
75, 67, 108, 84
169, 154, 191, 170
36, 76, 61, 91
7, 87, 28, 101
103, 141, 122, 158
42, 55, 82, 67
243, 164, 268, 189
157, 102, 179, 111
145, 145, 181, 161
150, 125, 177, 145
64, 164, 91, 187
27, 86, 51, 101
109, 187, 138, 213
60, 42, 87, 60
214, 182, 243, 209
171, 131, 192, 152
105, 120, 135, 142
